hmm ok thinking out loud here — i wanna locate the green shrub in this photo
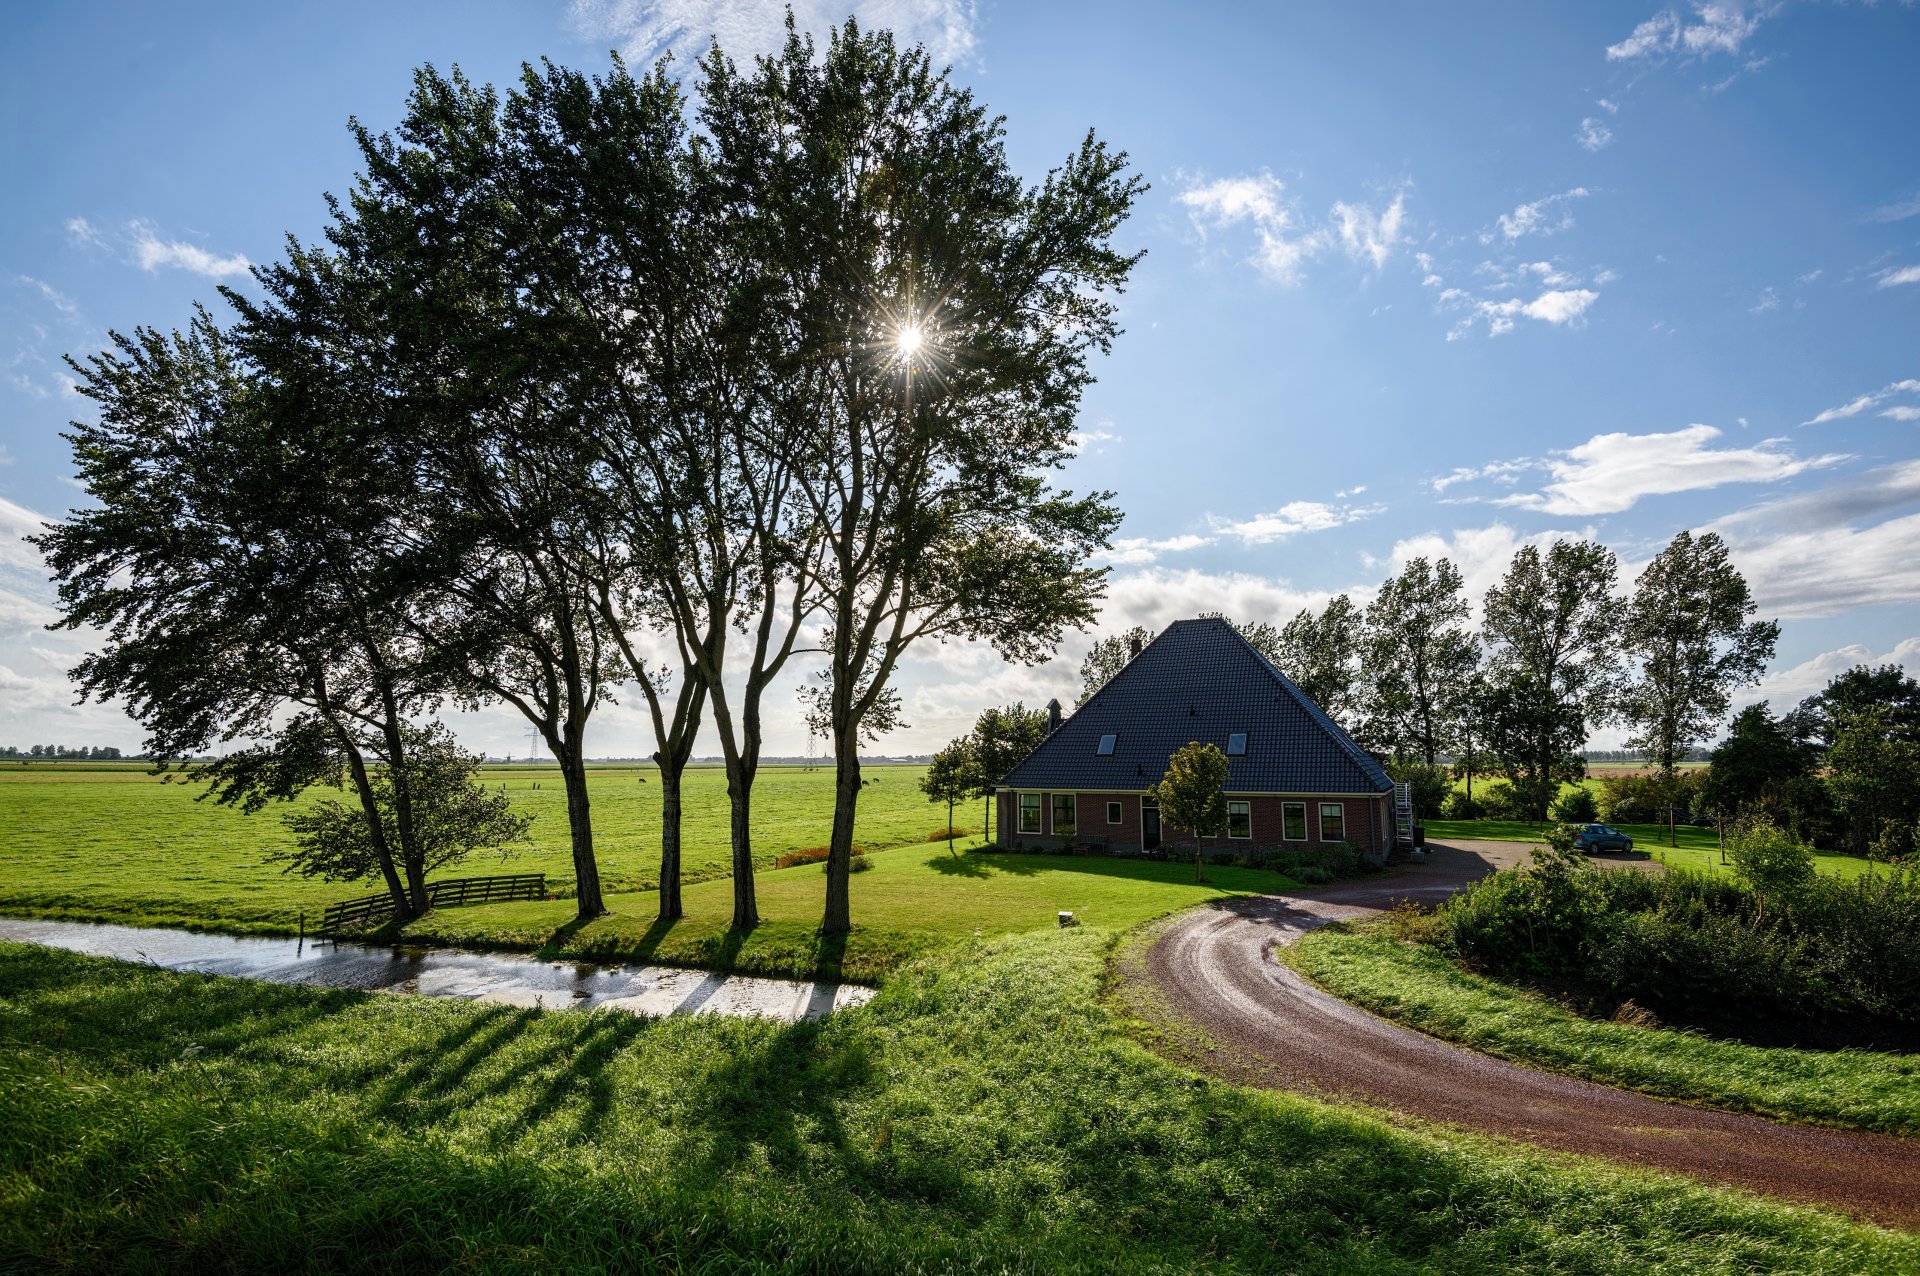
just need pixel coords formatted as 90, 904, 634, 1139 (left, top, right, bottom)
1551, 787, 1598, 823
1727, 821, 1815, 899
1441, 790, 1486, 820
1386, 762, 1451, 820
1292, 864, 1334, 886
1478, 780, 1526, 820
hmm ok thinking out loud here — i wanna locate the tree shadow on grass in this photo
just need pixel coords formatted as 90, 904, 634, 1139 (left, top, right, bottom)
675, 1015, 875, 1183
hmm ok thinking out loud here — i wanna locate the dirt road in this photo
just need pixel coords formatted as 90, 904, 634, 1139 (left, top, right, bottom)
1129, 840, 1920, 1228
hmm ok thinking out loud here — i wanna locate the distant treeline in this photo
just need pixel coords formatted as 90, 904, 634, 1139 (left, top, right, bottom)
2, 745, 125, 760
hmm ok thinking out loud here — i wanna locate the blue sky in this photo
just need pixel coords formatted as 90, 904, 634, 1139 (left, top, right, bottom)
3, 0, 1917, 758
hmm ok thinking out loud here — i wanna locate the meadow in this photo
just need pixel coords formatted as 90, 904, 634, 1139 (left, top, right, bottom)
3, 931, 1910, 1273
0, 761, 966, 932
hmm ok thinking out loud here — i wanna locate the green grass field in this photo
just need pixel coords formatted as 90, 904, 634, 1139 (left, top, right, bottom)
396, 844, 1293, 982
1422, 818, 1881, 880
1288, 922, 1920, 1136
0, 761, 972, 932
3, 933, 1909, 1272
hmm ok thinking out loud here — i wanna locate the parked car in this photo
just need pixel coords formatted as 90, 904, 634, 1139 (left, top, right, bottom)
1572, 823, 1634, 854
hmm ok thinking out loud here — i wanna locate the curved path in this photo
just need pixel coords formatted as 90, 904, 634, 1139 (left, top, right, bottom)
1133, 840, 1920, 1228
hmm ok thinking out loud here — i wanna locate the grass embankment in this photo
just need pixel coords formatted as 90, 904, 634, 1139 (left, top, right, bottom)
3, 937, 1911, 1272
0, 762, 958, 932
397, 846, 1290, 983
1288, 921, 1920, 1136
1422, 818, 1880, 880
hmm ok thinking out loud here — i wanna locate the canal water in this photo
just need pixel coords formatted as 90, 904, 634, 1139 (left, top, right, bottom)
0, 917, 874, 1022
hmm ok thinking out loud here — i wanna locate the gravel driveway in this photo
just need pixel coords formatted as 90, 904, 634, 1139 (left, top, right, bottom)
1123, 840, 1920, 1228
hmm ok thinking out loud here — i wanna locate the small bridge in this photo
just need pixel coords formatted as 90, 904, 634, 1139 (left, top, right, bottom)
316, 873, 547, 936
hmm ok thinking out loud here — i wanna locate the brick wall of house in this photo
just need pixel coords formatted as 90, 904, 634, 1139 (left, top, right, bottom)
995, 790, 1390, 859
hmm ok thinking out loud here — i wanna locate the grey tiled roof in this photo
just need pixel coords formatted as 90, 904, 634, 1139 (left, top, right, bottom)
999, 617, 1392, 795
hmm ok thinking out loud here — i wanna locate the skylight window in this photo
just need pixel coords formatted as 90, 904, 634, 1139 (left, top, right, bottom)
1096, 733, 1117, 756
1226, 732, 1247, 756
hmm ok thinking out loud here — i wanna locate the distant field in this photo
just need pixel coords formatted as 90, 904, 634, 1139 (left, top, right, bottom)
0, 761, 962, 931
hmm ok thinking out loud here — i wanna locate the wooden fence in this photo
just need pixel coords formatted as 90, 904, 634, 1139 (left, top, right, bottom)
316, 873, 547, 936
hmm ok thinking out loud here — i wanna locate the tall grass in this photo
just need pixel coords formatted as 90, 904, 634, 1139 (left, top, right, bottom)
2, 937, 1911, 1272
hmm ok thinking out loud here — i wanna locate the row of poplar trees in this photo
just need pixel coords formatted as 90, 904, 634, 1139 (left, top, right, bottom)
36, 22, 1143, 934
1080, 531, 1779, 821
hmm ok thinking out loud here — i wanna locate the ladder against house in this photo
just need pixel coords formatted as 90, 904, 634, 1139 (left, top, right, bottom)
1394, 782, 1415, 846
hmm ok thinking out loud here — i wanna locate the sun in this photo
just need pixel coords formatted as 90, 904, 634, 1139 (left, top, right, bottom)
895, 324, 923, 357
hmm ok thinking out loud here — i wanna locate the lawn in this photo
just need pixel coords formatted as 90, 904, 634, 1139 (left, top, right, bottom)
1423, 817, 1881, 880
1287, 921, 1920, 1136
0, 761, 964, 932
394, 844, 1294, 983
2, 936, 1910, 1272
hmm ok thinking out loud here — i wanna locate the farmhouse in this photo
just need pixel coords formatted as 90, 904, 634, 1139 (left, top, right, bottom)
995, 617, 1398, 861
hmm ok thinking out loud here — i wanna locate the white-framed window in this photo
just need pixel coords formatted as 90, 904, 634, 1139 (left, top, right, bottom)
1018, 792, 1042, 834
1096, 733, 1117, 756
1107, 800, 1122, 825
1051, 793, 1077, 838
1282, 801, 1307, 841
1320, 802, 1345, 842
1227, 800, 1252, 839
1226, 732, 1247, 756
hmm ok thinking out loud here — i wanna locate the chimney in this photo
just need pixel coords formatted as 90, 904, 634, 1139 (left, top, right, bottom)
1128, 634, 1142, 660
1046, 698, 1062, 735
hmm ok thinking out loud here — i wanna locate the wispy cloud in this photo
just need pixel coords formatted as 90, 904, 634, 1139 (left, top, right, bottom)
1803, 379, 1920, 426
1068, 427, 1119, 455
1096, 533, 1214, 566
1178, 173, 1409, 285
1576, 117, 1614, 151
1484, 188, 1589, 243
1875, 265, 1920, 289
64, 217, 104, 248
1442, 286, 1600, 338
128, 220, 250, 279
1607, 3, 1765, 62
1209, 498, 1382, 546
569, 0, 979, 69
1866, 194, 1920, 224
14, 275, 79, 319
1487, 424, 1847, 517
1430, 458, 1539, 493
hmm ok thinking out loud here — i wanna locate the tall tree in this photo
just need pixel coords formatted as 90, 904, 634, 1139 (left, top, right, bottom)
1619, 531, 1778, 776
919, 739, 981, 849
1704, 702, 1814, 825
968, 702, 1050, 840
1078, 626, 1154, 704
1362, 557, 1479, 765
715, 21, 1141, 936
36, 313, 445, 919
1272, 595, 1363, 724
1479, 540, 1621, 820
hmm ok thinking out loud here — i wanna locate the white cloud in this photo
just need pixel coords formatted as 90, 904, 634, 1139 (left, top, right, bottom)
1716, 511, 1920, 621
1095, 533, 1213, 566
1607, 4, 1763, 62
1178, 174, 1412, 285
127, 221, 251, 280
1486, 424, 1848, 517
1867, 195, 1920, 224
569, 0, 979, 70
1745, 637, 1920, 709
1487, 188, 1589, 242
1875, 265, 1920, 289
1445, 286, 1600, 338
1209, 499, 1383, 546
1749, 286, 1779, 314
64, 217, 104, 248
1068, 427, 1119, 455
15, 275, 79, 318
1177, 172, 1323, 285
1430, 459, 1539, 492
1577, 118, 1614, 151
1330, 191, 1407, 272
1803, 378, 1920, 425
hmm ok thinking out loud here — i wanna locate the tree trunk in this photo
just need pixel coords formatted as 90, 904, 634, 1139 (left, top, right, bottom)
727, 759, 759, 929
557, 747, 604, 918
403, 856, 430, 919
821, 744, 862, 936
658, 760, 685, 921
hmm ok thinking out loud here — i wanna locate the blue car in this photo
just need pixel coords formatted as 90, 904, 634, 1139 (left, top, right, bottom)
1572, 823, 1634, 854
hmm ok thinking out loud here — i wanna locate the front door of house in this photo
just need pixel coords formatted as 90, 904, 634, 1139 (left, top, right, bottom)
1142, 798, 1161, 850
